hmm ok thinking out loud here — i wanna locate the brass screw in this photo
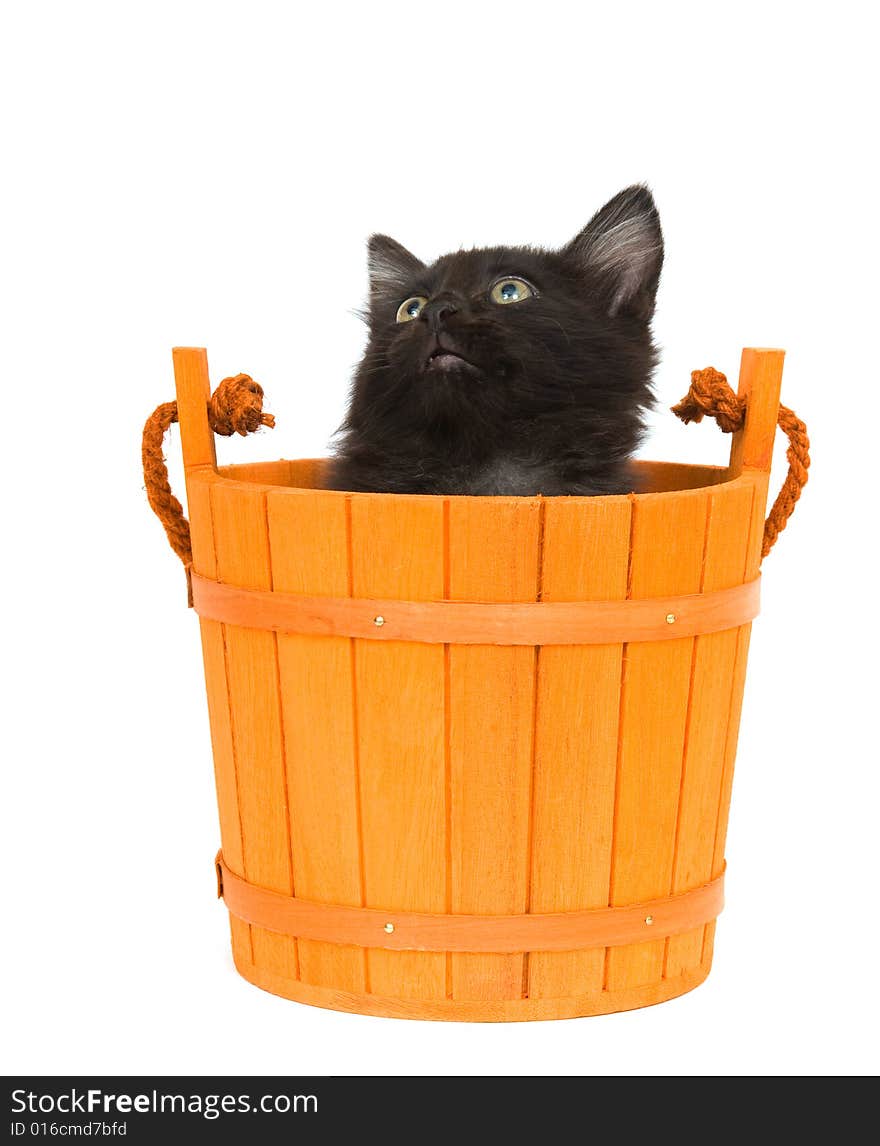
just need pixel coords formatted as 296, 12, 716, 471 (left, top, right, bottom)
374, 615, 385, 627
645, 915, 654, 926
384, 922, 395, 934
665, 614, 676, 625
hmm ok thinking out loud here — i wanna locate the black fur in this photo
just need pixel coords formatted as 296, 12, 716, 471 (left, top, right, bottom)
326, 185, 663, 496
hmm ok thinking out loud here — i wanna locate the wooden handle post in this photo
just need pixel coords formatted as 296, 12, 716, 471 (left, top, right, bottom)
172, 346, 216, 472
728, 348, 786, 476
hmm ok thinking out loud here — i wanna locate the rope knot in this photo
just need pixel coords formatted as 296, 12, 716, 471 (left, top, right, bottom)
671, 366, 810, 558
142, 373, 275, 585
671, 367, 745, 433
208, 373, 275, 438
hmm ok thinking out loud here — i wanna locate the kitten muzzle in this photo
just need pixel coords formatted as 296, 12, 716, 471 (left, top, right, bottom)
424, 335, 478, 374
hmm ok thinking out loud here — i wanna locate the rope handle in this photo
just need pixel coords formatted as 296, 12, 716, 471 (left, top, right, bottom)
143, 365, 808, 596
672, 366, 810, 557
142, 373, 274, 597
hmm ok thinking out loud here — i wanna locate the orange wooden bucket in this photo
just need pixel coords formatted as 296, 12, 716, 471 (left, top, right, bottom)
157, 346, 799, 1021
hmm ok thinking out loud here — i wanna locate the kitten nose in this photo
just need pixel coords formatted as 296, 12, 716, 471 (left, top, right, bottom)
422, 298, 460, 333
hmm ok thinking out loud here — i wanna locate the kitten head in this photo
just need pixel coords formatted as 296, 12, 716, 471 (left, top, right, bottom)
341, 184, 664, 471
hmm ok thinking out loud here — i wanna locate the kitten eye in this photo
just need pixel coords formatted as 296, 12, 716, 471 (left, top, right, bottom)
396, 296, 428, 323
490, 278, 534, 305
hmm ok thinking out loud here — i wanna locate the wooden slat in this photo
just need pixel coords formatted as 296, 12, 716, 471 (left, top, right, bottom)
186, 472, 251, 966
267, 489, 365, 992
218, 459, 323, 488
172, 349, 250, 963
664, 481, 754, 978
210, 481, 298, 982
703, 470, 770, 961
605, 490, 710, 991
217, 460, 295, 485
308, 458, 333, 488
705, 346, 784, 970
447, 498, 542, 1000
528, 496, 632, 998
635, 461, 729, 492
349, 495, 446, 1000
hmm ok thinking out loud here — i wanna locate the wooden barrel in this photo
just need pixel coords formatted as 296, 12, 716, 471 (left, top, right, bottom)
175, 346, 784, 1021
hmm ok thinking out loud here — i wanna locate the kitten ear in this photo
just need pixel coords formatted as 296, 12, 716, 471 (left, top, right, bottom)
367, 234, 425, 306
564, 185, 664, 320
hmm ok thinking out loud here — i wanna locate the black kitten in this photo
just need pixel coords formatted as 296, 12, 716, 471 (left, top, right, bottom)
326, 184, 663, 496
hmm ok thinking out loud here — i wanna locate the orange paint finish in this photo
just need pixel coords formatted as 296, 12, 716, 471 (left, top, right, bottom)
172, 345, 786, 1021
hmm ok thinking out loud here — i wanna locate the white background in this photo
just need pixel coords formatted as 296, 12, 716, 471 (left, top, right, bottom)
2, 1, 877, 1078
